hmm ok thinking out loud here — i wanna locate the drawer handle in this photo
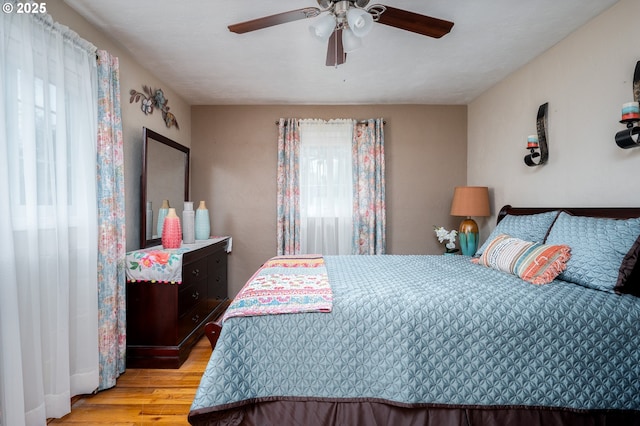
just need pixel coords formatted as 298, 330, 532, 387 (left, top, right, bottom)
216, 276, 221, 282
216, 258, 221, 264
192, 269, 200, 277
192, 291, 200, 300
192, 314, 200, 323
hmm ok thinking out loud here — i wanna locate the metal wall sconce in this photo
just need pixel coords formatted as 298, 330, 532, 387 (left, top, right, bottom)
615, 61, 640, 149
524, 102, 549, 166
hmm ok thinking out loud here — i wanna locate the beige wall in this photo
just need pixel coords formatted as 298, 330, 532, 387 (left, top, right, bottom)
51, 1, 192, 251
192, 105, 467, 295
468, 0, 640, 240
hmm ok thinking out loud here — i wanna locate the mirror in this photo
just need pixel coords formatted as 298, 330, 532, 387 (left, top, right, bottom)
140, 127, 190, 248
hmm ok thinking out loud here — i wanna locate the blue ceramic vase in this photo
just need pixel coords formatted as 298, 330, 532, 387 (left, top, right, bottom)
195, 200, 210, 240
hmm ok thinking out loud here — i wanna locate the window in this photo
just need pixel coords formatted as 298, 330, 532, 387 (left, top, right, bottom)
277, 117, 385, 256
1, 11, 100, 422
9, 65, 88, 230
299, 119, 354, 255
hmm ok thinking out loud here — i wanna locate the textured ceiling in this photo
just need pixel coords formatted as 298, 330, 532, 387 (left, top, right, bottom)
64, 0, 619, 105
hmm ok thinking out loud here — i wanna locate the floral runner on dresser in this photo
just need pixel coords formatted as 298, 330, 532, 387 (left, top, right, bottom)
222, 255, 332, 322
125, 237, 231, 284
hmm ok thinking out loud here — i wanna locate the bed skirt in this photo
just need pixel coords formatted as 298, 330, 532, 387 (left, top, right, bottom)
188, 398, 640, 426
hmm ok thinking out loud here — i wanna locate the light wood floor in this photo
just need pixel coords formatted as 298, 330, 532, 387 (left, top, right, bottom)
49, 336, 212, 425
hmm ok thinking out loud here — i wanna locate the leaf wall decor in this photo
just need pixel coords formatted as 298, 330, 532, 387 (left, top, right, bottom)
129, 85, 179, 129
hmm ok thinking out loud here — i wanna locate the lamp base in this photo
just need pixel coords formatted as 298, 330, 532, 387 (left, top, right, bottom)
458, 218, 479, 256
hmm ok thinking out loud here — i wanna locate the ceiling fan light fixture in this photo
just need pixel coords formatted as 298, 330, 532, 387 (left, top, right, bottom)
342, 27, 363, 53
309, 14, 337, 41
346, 7, 373, 37
228, 2, 454, 67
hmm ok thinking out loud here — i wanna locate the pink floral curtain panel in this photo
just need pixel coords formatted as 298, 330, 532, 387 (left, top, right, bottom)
352, 119, 386, 254
277, 118, 301, 255
96, 50, 126, 390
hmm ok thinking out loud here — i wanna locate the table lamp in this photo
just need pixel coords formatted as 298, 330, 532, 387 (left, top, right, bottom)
450, 186, 490, 256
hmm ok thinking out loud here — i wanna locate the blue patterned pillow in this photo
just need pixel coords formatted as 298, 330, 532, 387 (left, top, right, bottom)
545, 212, 640, 293
475, 211, 560, 257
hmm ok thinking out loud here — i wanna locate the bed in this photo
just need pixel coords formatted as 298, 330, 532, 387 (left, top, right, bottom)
188, 206, 640, 426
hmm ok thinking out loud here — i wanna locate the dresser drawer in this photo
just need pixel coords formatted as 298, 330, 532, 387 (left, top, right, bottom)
207, 249, 228, 310
209, 249, 225, 271
177, 301, 209, 342
183, 257, 208, 286
178, 278, 207, 317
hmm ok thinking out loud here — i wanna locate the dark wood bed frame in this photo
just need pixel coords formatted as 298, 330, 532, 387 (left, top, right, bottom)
498, 205, 640, 221
194, 205, 640, 426
204, 319, 223, 350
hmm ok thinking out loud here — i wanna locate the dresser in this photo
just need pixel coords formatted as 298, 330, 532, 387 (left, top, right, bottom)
125, 238, 229, 368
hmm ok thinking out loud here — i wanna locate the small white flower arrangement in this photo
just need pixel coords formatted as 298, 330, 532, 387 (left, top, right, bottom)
434, 226, 458, 253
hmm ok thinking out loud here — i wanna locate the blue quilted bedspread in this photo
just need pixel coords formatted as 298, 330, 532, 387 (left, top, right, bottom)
190, 255, 640, 417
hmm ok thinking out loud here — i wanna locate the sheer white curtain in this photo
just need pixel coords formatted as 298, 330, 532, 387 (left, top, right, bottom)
298, 119, 354, 255
1, 9, 99, 425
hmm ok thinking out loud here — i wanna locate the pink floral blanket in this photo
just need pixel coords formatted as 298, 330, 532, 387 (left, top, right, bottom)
222, 255, 332, 322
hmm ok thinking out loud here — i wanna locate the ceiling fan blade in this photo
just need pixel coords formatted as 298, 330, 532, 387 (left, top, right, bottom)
228, 7, 321, 34
326, 29, 347, 67
375, 6, 454, 38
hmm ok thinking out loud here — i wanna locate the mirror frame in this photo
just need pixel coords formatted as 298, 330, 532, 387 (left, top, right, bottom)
140, 127, 190, 248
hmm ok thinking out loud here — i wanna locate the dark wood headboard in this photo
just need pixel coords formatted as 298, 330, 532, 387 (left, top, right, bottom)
497, 205, 640, 224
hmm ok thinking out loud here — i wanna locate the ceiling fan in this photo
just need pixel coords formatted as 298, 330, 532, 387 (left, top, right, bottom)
228, 0, 454, 67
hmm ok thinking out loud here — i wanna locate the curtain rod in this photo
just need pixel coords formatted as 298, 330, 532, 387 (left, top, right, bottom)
276, 119, 386, 126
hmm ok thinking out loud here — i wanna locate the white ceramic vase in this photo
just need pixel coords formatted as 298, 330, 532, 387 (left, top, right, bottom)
182, 201, 195, 244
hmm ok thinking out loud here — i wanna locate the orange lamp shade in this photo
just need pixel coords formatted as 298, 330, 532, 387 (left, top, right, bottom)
450, 186, 490, 218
